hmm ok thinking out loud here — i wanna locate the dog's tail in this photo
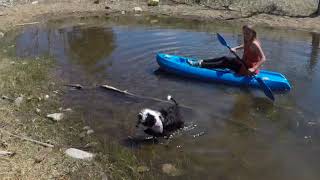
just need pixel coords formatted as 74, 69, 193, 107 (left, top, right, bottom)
167, 95, 178, 106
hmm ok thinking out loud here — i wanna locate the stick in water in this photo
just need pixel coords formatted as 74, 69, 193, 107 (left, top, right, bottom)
100, 84, 193, 110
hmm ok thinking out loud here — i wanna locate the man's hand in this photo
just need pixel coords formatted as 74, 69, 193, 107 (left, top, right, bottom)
248, 68, 256, 75
230, 48, 237, 53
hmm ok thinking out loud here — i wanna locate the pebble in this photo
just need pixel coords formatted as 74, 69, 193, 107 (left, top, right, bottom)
65, 148, 95, 160
133, 7, 142, 13
46, 113, 64, 121
14, 96, 24, 107
161, 163, 182, 176
87, 129, 94, 135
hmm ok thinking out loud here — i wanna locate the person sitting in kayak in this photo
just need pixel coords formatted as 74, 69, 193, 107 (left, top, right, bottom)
188, 25, 266, 76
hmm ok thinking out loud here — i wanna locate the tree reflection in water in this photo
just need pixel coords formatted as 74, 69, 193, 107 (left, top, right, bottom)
66, 26, 116, 74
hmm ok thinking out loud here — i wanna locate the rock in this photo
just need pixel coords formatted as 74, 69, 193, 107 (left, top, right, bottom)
14, 96, 24, 107
150, 19, 159, 24
31, 1, 38, 5
0, 32, 4, 38
46, 113, 64, 121
161, 163, 182, 176
63, 108, 72, 112
148, 0, 159, 6
133, 7, 142, 13
83, 126, 94, 135
65, 148, 95, 160
87, 129, 94, 135
105, 6, 110, 9
94, 0, 99, 4
137, 166, 150, 173
83, 126, 91, 131
44, 95, 49, 99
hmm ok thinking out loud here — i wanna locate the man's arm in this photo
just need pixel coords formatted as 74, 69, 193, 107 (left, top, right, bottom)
231, 44, 244, 52
251, 42, 266, 71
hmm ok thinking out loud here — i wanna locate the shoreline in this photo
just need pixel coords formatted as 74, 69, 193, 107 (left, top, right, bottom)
0, 1, 320, 34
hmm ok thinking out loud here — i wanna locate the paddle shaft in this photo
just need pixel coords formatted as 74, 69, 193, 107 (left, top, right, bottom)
227, 47, 249, 69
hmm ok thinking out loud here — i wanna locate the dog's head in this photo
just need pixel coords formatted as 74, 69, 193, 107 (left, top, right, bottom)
136, 108, 163, 129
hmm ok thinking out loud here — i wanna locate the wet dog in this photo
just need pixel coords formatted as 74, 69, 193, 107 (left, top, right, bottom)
136, 95, 184, 138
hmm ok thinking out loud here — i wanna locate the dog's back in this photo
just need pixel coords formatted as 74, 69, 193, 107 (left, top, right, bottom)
160, 95, 184, 133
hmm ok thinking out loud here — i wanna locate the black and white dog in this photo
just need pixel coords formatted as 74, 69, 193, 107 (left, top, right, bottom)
136, 95, 184, 137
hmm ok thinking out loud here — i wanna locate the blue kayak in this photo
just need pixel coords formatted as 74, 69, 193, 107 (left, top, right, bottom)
156, 53, 291, 91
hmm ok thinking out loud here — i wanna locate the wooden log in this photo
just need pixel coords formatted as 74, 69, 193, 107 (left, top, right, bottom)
0, 129, 54, 148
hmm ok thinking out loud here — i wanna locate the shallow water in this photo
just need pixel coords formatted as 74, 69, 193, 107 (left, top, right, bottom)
4, 15, 320, 179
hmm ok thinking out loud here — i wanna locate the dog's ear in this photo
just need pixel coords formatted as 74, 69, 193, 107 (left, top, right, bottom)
143, 113, 156, 127
160, 109, 168, 118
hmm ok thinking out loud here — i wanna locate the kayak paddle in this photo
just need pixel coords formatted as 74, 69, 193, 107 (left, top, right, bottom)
216, 33, 275, 101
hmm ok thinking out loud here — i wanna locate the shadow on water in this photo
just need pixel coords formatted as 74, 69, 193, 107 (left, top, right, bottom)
3, 14, 320, 179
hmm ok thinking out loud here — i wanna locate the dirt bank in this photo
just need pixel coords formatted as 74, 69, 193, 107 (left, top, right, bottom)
0, 0, 320, 33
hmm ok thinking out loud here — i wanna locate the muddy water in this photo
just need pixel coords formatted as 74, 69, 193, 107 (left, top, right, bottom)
5, 15, 320, 179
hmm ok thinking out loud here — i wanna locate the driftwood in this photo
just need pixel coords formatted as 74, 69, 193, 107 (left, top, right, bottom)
64, 84, 83, 89
1, 95, 14, 102
0, 150, 15, 157
100, 84, 193, 110
0, 129, 54, 148
0, 4, 9, 7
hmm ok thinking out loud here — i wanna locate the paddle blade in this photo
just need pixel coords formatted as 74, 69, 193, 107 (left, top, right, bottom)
255, 77, 275, 101
217, 33, 229, 48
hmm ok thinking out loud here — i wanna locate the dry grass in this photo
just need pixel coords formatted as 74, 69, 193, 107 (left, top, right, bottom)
0, 45, 142, 179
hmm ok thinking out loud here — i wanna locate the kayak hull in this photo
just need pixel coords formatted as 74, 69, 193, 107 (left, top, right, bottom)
156, 53, 291, 92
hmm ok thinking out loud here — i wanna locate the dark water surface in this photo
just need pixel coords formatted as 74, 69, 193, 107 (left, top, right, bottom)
4, 15, 320, 179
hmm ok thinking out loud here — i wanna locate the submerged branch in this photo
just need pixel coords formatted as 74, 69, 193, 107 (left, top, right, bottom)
100, 84, 193, 110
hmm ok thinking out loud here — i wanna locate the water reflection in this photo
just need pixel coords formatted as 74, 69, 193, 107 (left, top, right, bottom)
15, 25, 116, 78
66, 27, 115, 74
5, 15, 320, 180
309, 32, 320, 71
